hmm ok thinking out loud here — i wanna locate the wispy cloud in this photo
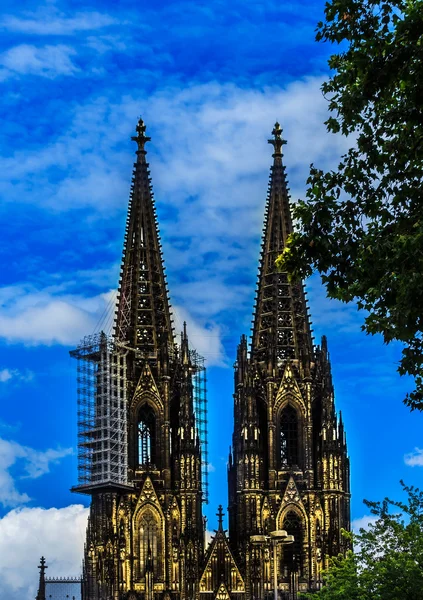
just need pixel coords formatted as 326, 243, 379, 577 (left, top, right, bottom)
2, 10, 119, 36
0, 280, 229, 365
0, 368, 33, 384
0, 437, 72, 508
0, 44, 78, 79
0, 77, 352, 351
404, 448, 423, 467
0, 283, 111, 346
0, 369, 14, 383
351, 514, 378, 534
173, 305, 226, 367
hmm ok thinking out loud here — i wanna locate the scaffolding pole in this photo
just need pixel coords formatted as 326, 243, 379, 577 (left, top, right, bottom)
190, 349, 209, 504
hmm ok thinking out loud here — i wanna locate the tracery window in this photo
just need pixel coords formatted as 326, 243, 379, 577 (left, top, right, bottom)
280, 404, 299, 467
138, 405, 155, 466
139, 509, 162, 579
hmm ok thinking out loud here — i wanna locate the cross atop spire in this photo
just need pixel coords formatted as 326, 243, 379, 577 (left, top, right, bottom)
216, 505, 224, 531
268, 121, 286, 159
131, 117, 151, 156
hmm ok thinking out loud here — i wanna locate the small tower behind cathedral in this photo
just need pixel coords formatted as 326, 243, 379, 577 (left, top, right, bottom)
228, 124, 350, 598
71, 119, 206, 600
36, 557, 47, 600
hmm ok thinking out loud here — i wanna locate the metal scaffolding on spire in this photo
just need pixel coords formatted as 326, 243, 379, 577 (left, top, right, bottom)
190, 348, 209, 503
70, 332, 129, 491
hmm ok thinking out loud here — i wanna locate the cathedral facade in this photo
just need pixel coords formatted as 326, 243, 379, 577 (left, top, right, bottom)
37, 119, 349, 600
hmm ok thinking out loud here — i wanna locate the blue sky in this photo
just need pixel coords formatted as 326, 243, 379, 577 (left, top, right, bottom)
0, 1, 422, 598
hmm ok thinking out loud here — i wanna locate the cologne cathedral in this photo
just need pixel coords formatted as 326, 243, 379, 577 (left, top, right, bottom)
36, 120, 350, 600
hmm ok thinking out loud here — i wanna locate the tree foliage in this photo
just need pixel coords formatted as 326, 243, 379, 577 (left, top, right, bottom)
277, 0, 423, 409
302, 483, 423, 600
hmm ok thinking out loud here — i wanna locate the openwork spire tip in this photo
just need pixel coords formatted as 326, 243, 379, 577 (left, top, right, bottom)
268, 121, 287, 158
131, 117, 151, 154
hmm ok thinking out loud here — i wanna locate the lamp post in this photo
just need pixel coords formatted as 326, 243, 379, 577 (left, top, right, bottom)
250, 530, 294, 600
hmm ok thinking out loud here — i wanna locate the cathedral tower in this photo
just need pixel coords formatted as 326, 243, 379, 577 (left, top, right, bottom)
227, 124, 350, 598
72, 120, 205, 600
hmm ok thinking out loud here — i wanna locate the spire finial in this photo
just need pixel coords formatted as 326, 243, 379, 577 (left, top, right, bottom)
131, 117, 151, 154
216, 505, 224, 531
38, 556, 47, 571
268, 121, 286, 158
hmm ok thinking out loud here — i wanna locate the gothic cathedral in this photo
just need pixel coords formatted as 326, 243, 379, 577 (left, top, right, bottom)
38, 119, 350, 600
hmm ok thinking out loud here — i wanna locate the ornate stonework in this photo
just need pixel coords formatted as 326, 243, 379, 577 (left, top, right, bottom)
61, 121, 350, 600
227, 123, 350, 598
80, 120, 204, 600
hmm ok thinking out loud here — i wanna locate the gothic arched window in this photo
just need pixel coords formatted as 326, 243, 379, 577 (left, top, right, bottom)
281, 511, 303, 577
139, 509, 163, 580
280, 404, 299, 467
138, 405, 156, 466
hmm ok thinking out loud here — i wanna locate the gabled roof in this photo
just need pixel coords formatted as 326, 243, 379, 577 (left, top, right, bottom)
200, 510, 245, 595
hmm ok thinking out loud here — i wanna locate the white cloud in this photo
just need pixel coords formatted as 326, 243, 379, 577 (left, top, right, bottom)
0, 284, 112, 346
0, 504, 88, 600
0, 77, 350, 211
0, 279, 230, 364
2, 11, 118, 35
0, 78, 353, 353
0, 368, 34, 384
0, 44, 78, 79
404, 447, 423, 467
0, 368, 13, 383
351, 514, 378, 534
0, 438, 72, 508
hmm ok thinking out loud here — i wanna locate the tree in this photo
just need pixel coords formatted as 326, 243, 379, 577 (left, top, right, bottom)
301, 483, 423, 600
277, 0, 423, 409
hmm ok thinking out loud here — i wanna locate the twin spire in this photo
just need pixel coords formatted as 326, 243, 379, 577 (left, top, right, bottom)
115, 118, 173, 356
116, 117, 312, 366
252, 121, 313, 368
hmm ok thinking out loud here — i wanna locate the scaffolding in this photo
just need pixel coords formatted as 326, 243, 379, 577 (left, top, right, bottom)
70, 332, 128, 489
190, 349, 209, 504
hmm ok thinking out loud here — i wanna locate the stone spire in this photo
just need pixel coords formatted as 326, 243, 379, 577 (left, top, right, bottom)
115, 118, 173, 357
35, 557, 47, 600
251, 123, 313, 369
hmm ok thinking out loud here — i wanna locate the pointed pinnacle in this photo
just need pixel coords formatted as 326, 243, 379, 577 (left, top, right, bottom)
216, 505, 224, 531
131, 117, 151, 154
268, 121, 287, 158
181, 321, 189, 365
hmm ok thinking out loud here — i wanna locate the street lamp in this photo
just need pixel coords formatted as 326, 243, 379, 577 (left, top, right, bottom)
250, 530, 294, 600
